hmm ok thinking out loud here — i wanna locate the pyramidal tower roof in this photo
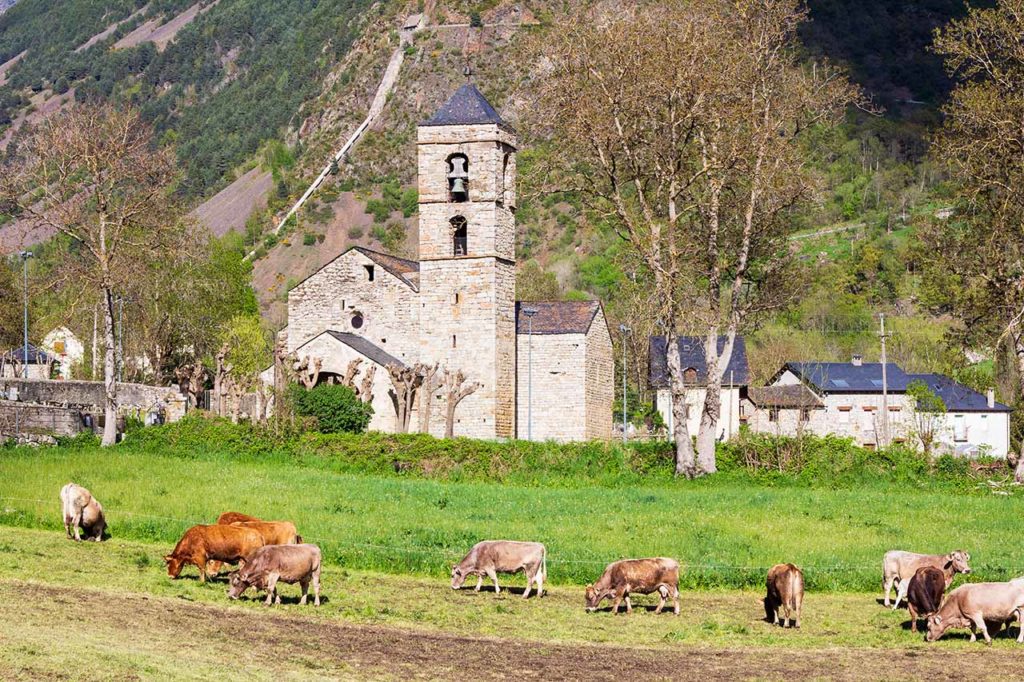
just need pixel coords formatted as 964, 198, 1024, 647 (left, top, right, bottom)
421, 83, 508, 127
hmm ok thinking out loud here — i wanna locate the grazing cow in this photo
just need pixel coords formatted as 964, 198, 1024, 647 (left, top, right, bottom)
216, 511, 261, 525
451, 541, 547, 599
907, 566, 946, 633
926, 580, 1024, 644
228, 544, 322, 606
207, 519, 300, 576
59, 483, 106, 542
584, 558, 680, 615
164, 524, 265, 582
883, 549, 971, 608
765, 563, 804, 628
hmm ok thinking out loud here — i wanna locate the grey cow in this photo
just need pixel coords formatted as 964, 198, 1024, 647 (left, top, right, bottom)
227, 543, 322, 606
451, 540, 547, 598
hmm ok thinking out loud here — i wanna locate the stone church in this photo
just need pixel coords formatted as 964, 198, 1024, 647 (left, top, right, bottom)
280, 84, 614, 441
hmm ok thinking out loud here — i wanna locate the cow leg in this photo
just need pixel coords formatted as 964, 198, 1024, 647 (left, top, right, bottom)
624, 594, 633, 615
893, 581, 909, 610
522, 572, 532, 600
486, 568, 500, 595
535, 567, 544, 598
299, 578, 309, 606
63, 512, 72, 539
1015, 609, 1024, 643
908, 603, 919, 633
71, 510, 83, 541
611, 591, 623, 614
883, 575, 895, 607
672, 586, 680, 616
265, 574, 279, 606
654, 586, 667, 614
312, 570, 321, 606
474, 574, 483, 592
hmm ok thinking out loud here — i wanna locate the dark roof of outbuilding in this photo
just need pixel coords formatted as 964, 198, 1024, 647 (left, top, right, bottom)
2, 343, 51, 364
648, 336, 750, 388
515, 301, 600, 335
909, 373, 1011, 413
324, 331, 405, 369
749, 384, 824, 408
782, 362, 914, 392
354, 247, 420, 290
421, 83, 509, 128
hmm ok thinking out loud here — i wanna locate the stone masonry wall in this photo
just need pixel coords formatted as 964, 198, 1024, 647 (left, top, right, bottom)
516, 332, 587, 442
0, 377, 185, 416
287, 250, 418, 359
584, 309, 614, 440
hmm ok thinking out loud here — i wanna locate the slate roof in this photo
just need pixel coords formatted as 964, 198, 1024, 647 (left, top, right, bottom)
909, 373, 1011, 413
1, 343, 51, 364
516, 301, 600, 335
648, 336, 750, 388
782, 362, 914, 392
355, 247, 420, 290
324, 331, 405, 369
421, 84, 509, 128
748, 384, 824, 409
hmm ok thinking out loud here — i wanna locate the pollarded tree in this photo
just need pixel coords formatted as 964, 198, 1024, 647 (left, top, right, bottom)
0, 102, 180, 446
529, 0, 859, 476
906, 380, 947, 459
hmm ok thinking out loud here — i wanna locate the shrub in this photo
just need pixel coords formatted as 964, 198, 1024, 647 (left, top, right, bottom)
302, 232, 317, 246
348, 226, 364, 239
291, 384, 373, 434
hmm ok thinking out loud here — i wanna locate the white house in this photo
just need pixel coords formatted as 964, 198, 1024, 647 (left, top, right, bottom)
747, 357, 1011, 458
41, 327, 84, 380
649, 336, 749, 441
0, 344, 53, 380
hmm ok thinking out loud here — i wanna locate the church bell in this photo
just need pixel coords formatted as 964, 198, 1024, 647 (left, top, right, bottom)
447, 154, 469, 200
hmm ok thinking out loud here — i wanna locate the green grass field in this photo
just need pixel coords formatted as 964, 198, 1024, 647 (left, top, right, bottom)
2, 443, 1023, 591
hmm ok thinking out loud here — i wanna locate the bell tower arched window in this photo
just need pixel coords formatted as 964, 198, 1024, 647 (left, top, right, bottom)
447, 153, 469, 203
451, 216, 468, 256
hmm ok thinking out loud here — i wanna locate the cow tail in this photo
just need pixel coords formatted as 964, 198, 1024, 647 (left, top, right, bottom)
542, 546, 548, 582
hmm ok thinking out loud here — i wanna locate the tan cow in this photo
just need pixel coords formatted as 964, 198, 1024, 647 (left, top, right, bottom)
228, 544, 322, 607
207, 519, 300, 576
882, 549, 971, 608
451, 541, 546, 598
59, 482, 106, 542
164, 524, 265, 582
585, 558, 680, 615
216, 511, 261, 525
926, 579, 1024, 644
765, 563, 804, 628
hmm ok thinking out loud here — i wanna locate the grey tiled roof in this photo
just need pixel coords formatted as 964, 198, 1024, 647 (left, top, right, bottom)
749, 384, 824, 408
323, 331, 405, 369
2, 343, 51, 364
909, 373, 1011, 412
421, 84, 508, 127
648, 336, 750, 388
784, 362, 913, 392
354, 247, 420, 291
516, 301, 600, 335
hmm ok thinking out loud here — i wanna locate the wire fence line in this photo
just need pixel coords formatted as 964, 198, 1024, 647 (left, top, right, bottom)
4, 495, 1022, 576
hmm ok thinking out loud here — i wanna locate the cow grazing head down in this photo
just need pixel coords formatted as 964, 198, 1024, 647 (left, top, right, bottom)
926, 614, 950, 642
945, 551, 972, 575
227, 571, 250, 600
164, 554, 184, 579
584, 584, 605, 612
450, 566, 467, 590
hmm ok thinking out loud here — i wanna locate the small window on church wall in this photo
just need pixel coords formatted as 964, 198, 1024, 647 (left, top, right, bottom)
447, 153, 469, 202
501, 153, 510, 204
451, 216, 468, 256
452, 335, 457, 348
351, 312, 364, 329
364, 265, 375, 281
454, 292, 460, 305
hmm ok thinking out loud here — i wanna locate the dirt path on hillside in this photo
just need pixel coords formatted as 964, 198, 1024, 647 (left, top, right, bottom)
0, 581, 1018, 681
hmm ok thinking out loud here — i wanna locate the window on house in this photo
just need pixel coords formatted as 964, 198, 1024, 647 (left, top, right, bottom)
364, 265, 375, 281
954, 414, 967, 442
769, 407, 780, 422
451, 216, 468, 256
838, 406, 851, 424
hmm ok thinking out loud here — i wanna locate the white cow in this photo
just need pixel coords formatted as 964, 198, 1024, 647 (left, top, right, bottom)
60, 482, 106, 542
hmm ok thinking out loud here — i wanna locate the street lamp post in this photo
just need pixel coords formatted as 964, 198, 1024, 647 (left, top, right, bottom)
18, 251, 33, 378
522, 306, 538, 441
619, 324, 630, 443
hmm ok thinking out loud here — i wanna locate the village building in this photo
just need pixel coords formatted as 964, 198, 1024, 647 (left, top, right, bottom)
280, 84, 614, 441
1, 343, 53, 380
746, 357, 1011, 457
41, 326, 84, 380
648, 336, 750, 441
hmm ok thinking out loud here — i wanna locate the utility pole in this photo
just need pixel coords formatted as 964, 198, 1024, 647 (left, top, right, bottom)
523, 306, 538, 441
620, 324, 630, 443
879, 313, 890, 448
116, 296, 125, 383
18, 251, 33, 379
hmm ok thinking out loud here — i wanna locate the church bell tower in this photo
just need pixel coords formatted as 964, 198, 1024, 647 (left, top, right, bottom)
416, 84, 517, 439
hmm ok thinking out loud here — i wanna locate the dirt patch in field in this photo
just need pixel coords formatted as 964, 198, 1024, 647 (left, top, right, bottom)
0, 581, 1019, 681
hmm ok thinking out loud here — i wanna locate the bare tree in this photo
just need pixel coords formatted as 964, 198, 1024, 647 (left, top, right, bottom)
174, 363, 207, 408
0, 102, 180, 446
386, 363, 427, 433
341, 359, 362, 389
295, 356, 322, 389
443, 369, 481, 439
530, 1, 858, 476
358, 364, 377, 404
418, 363, 441, 434
214, 344, 230, 417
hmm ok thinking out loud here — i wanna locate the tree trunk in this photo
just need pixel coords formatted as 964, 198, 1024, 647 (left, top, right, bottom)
101, 287, 118, 447
666, 336, 696, 477
696, 330, 736, 476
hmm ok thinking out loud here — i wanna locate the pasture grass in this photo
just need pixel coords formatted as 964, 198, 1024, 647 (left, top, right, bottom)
2, 444, 1023, 592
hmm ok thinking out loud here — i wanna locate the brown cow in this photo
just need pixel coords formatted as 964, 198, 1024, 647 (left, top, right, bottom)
217, 511, 261, 525
765, 563, 804, 628
207, 519, 300, 576
585, 558, 680, 615
451, 541, 546, 598
164, 525, 265, 582
926, 579, 1024, 644
228, 544, 322, 606
907, 566, 946, 633
883, 549, 971, 608
60, 483, 106, 542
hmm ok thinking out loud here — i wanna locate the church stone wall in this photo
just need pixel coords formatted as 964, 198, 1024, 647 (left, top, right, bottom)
585, 309, 614, 440
516, 332, 587, 442
287, 250, 417, 361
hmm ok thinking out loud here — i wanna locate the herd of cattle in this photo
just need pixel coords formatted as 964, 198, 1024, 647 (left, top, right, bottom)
59, 482, 1024, 643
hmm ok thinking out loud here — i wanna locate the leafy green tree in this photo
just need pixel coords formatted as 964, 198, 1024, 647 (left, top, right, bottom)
516, 260, 561, 301
906, 380, 946, 459
290, 383, 373, 433
0, 260, 20, 348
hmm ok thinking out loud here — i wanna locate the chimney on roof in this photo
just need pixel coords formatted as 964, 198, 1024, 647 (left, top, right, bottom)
851, 354, 863, 367
987, 388, 995, 409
